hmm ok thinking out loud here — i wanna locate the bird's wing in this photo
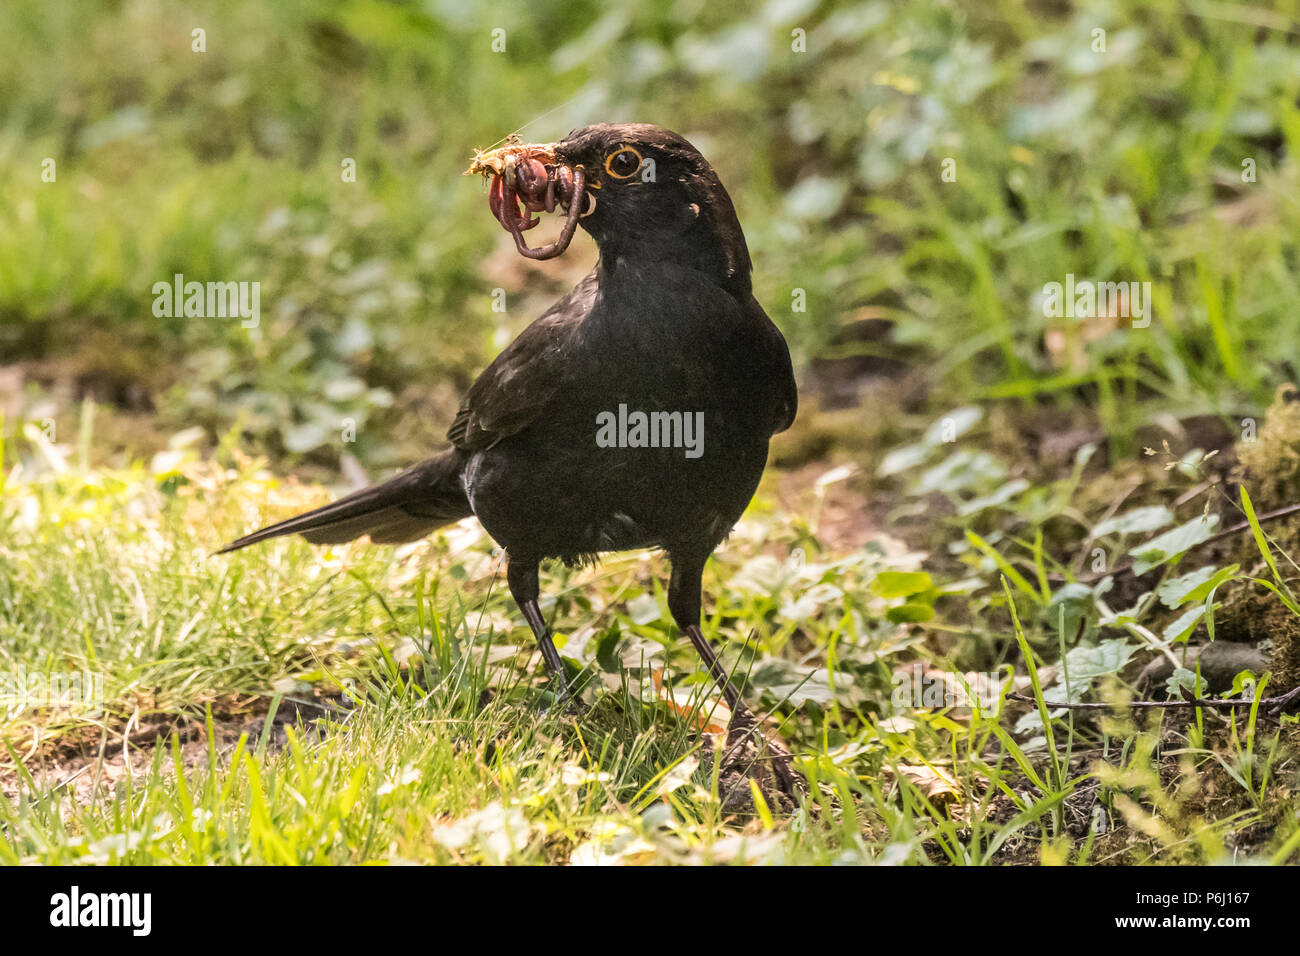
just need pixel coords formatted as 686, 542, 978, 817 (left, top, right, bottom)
744, 296, 799, 435
447, 271, 599, 451
769, 327, 798, 434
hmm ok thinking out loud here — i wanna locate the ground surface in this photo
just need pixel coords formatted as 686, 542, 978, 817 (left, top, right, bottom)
2, 401, 1298, 864
4, 0, 1300, 864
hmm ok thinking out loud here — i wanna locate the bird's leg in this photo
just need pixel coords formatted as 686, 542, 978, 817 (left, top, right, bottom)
506, 556, 578, 708
685, 623, 743, 712
668, 553, 805, 799
668, 554, 747, 716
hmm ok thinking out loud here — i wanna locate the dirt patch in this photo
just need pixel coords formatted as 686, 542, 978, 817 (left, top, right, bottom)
0, 694, 338, 811
771, 459, 887, 552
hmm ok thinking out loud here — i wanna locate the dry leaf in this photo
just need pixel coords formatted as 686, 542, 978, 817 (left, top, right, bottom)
891, 763, 962, 806
651, 668, 731, 733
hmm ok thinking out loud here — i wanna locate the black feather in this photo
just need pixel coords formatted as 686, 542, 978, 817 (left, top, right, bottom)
217, 451, 470, 553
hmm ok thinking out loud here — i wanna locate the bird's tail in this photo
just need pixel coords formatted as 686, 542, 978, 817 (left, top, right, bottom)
217, 450, 473, 553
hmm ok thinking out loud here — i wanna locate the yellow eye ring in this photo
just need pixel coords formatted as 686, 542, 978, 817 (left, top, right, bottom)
604, 146, 643, 179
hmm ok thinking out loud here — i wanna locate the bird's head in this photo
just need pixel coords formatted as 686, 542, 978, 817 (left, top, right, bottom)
467, 123, 751, 293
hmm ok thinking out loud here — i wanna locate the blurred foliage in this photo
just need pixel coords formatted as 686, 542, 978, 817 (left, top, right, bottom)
4, 0, 1300, 863
1, 0, 1299, 470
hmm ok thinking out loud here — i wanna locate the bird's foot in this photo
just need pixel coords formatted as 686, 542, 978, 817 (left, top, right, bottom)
718, 709, 807, 810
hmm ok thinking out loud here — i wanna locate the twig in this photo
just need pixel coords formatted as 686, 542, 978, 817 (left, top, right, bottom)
1204, 501, 1300, 551
1007, 682, 1300, 716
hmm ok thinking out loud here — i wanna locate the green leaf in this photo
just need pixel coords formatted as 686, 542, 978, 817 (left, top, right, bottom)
878, 443, 932, 476
957, 478, 1030, 516
873, 571, 933, 598
916, 449, 1006, 495
1128, 514, 1219, 574
967, 531, 1038, 600
922, 406, 982, 445
781, 583, 846, 621
1051, 582, 1094, 605
1062, 638, 1135, 680
886, 602, 934, 623
1157, 564, 1238, 609
593, 626, 623, 673
1162, 604, 1206, 643
1241, 487, 1285, 590
1046, 582, 1093, 642
748, 659, 834, 706
626, 593, 661, 626
1093, 505, 1174, 538
1165, 667, 1199, 700
282, 421, 330, 453
1003, 578, 1061, 788
1230, 670, 1259, 697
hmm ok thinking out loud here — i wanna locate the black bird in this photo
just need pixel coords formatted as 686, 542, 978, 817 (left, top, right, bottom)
220, 123, 800, 788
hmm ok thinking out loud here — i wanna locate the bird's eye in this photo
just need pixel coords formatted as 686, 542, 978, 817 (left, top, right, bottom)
604, 147, 643, 179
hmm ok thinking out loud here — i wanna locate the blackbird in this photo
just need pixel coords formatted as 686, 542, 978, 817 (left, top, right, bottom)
220, 123, 800, 790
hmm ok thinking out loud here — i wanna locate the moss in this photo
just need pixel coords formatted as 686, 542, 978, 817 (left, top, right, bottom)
1237, 384, 1300, 511
1230, 385, 1300, 696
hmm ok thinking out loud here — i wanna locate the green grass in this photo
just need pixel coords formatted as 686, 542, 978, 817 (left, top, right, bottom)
5, 0, 1300, 467
0, 435, 888, 864
2, 421, 1297, 864
4, 0, 1300, 864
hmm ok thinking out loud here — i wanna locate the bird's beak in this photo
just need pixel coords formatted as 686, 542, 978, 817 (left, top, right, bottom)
465, 141, 588, 260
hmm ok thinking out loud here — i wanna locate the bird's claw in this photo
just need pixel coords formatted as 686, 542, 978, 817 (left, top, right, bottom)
723, 710, 807, 803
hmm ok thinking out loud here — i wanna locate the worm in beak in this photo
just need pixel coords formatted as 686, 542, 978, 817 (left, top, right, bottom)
467, 141, 588, 261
